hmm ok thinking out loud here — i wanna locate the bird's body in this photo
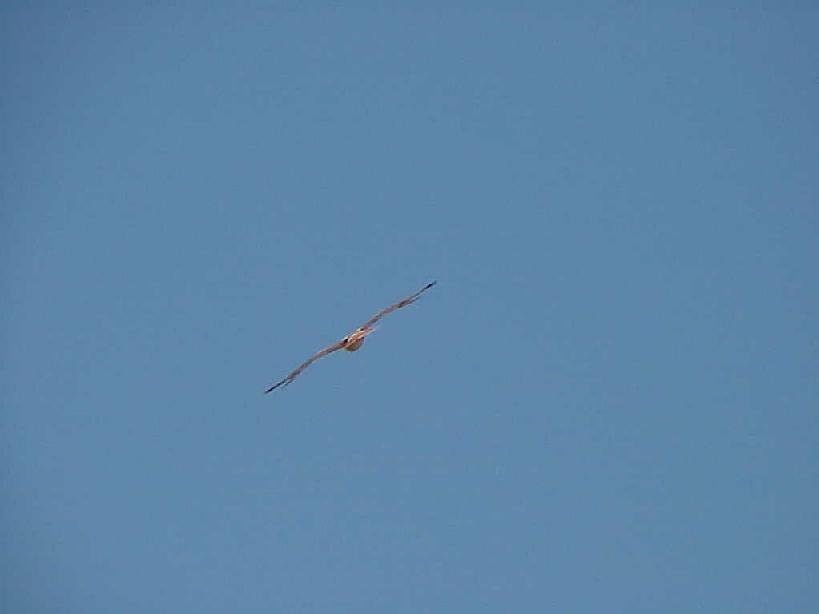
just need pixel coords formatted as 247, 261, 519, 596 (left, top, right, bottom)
264, 281, 436, 393
342, 328, 373, 351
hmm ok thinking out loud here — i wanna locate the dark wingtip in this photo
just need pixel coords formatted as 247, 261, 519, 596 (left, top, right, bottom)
426, 280, 437, 288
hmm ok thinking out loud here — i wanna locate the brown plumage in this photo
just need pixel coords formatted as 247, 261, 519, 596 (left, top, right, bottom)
264, 281, 437, 393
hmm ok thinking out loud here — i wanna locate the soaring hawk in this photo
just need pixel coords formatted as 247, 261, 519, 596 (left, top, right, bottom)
265, 281, 437, 393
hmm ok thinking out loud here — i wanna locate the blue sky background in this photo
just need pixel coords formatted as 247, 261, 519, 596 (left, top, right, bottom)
2, 3, 818, 612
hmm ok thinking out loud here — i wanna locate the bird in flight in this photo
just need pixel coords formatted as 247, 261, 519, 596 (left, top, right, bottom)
265, 281, 437, 393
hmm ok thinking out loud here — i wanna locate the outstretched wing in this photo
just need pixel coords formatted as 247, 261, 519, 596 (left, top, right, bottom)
264, 340, 346, 393
360, 281, 437, 330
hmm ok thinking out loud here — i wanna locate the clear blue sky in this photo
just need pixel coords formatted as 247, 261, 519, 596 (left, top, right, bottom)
3, 3, 818, 612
